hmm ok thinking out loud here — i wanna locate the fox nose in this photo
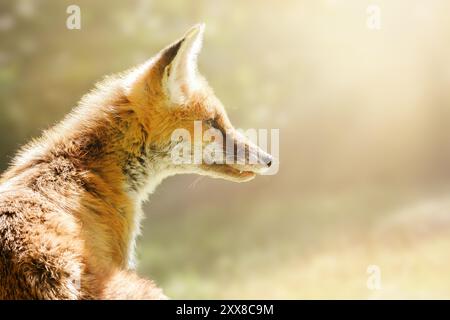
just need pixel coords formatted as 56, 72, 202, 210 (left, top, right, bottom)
262, 154, 273, 168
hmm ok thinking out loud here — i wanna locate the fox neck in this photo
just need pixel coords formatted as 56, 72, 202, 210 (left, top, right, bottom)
97, 111, 179, 268
54, 105, 174, 268
118, 139, 172, 201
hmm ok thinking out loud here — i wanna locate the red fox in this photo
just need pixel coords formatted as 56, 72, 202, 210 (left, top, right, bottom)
0, 24, 272, 299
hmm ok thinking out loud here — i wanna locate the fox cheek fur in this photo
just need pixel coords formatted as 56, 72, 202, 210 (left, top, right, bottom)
0, 24, 271, 299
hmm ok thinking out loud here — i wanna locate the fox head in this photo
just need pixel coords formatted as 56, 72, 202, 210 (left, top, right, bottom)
117, 23, 272, 186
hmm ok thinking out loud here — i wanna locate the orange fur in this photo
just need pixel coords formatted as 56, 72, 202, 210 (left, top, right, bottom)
0, 24, 272, 299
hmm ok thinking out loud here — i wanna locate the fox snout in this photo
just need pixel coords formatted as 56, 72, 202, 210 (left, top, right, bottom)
258, 151, 273, 169
242, 141, 273, 171
223, 130, 274, 177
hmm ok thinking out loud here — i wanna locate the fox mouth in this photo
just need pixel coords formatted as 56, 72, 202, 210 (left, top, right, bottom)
202, 164, 265, 182
222, 164, 257, 181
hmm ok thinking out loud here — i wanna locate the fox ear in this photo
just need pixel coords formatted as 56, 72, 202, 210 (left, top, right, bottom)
162, 23, 205, 105
124, 24, 205, 104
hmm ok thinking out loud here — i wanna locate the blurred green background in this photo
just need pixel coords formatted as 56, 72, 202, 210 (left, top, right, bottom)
1, 0, 450, 299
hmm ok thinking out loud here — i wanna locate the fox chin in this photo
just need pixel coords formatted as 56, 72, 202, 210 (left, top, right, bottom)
0, 24, 272, 300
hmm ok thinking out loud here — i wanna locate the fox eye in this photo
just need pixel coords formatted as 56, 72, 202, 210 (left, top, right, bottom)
205, 118, 220, 129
